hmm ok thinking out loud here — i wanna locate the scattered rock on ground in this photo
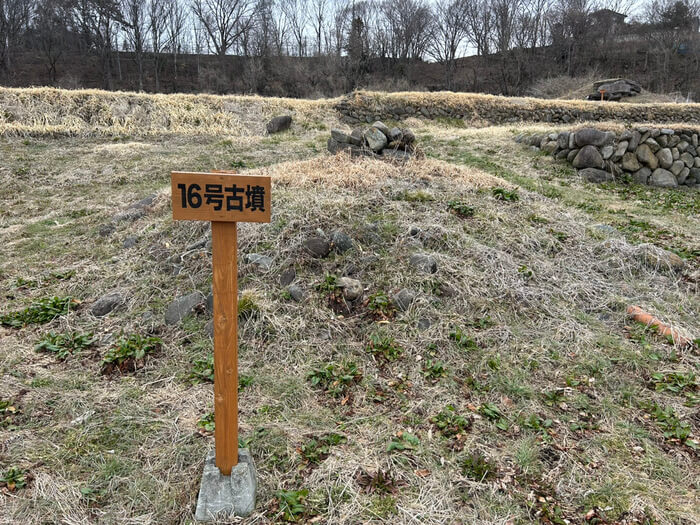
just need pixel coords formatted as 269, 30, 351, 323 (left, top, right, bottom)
393, 289, 416, 311
165, 291, 205, 324
304, 236, 331, 258
336, 277, 363, 301
579, 168, 613, 183
245, 253, 273, 271
288, 284, 305, 302
330, 231, 353, 253
279, 268, 296, 287
91, 292, 125, 317
409, 253, 438, 274
266, 115, 292, 134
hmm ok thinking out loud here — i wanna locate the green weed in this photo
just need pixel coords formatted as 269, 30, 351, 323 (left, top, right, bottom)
423, 359, 448, 381
367, 291, 395, 319
307, 361, 361, 398
1, 296, 77, 327
461, 453, 495, 481
196, 412, 215, 434
643, 402, 694, 447
35, 331, 94, 360
0, 467, 27, 491
189, 355, 214, 384
101, 333, 162, 374
275, 488, 312, 522
386, 431, 420, 453
447, 200, 475, 218
478, 403, 509, 431
492, 187, 519, 202
299, 433, 347, 465
431, 405, 471, 437
449, 326, 478, 351
366, 332, 403, 362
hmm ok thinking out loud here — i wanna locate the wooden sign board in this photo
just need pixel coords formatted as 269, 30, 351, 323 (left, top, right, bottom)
171, 171, 271, 223
171, 170, 271, 477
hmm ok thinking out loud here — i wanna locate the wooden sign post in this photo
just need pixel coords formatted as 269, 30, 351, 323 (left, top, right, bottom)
171, 171, 271, 477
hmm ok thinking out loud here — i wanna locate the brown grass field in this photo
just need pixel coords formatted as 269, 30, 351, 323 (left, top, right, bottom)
0, 89, 698, 524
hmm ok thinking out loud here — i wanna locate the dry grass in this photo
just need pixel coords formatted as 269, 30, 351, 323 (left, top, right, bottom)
1, 89, 699, 525
0, 87, 338, 137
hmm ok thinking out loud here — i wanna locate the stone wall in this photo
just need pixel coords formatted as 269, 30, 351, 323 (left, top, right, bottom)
335, 92, 700, 126
517, 127, 700, 188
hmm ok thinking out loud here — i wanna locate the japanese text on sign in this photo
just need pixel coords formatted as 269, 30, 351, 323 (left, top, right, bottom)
171, 172, 271, 223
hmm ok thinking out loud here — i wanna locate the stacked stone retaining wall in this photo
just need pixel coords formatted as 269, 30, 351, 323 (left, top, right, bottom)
518, 127, 700, 188
335, 92, 700, 126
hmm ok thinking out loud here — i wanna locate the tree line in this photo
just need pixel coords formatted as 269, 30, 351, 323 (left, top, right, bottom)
0, 0, 698, 97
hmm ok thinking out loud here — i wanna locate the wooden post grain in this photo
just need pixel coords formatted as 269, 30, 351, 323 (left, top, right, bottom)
211, 221, 239, 474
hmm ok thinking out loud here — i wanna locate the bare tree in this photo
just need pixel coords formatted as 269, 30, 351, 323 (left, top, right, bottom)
309, 0, 327, 55
73, 0, 123, 89
381, 0, 433, 61
0, 0, 33, 72
191, 0, 256, 56
465, 0, 493, 56
165, 0, 186, 84
149, 0, 167, 90
427, 0, 468, 89
121, 0, 147, 90
35, 0, 73, 83
281, 0, 308, 56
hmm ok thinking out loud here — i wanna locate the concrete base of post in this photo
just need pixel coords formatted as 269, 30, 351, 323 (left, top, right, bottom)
194, 448, 257, 522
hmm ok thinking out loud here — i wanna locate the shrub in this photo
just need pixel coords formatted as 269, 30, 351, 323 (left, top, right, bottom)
431, 405, 471, 437
366, 332, 403, 361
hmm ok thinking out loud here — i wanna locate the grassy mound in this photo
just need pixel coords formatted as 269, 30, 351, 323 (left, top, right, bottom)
1, 140, 697, 523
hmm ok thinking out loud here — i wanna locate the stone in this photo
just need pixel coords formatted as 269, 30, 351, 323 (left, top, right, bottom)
555, 149, 569, 160
165, 291, 205, 324
557, 132, 569, 150
331, 129, 362, 147
388, 127, 403, 142
656, 148, 673, 169
409, 253, 438, 274
639, 244, 684, 272
612, 141, 628, 161
98, 223, 115, 237
91, 292, 124, 317
205, 320, 214, 338
621, 152, 642, 172
279, 268, 296, 287
542, 141, 558, 154
671, 148, 679, 160
678, 167, 690, 185
579, 168, 613, 183
417, 318, 431, 330
129, 194, 156, 210
382, 149, 412, 162
364, 127, 388, 152
575, 128, 612, 147
330, 231, 353, 253
572, 145, 604, 169
649, 169, 678, 188
627, 131, 641, 151
409, 225, 421, 237
677, 140, 689, 153
696, 158, 700, 168
288, 285, 305, 302
593, 224, 618, 236
392, 288, 416, 312
646, 138, 661, 153
681, 152, 694, 168
566, 149, 579, 163
122, 236, 138, 249
327, 138, 364, 156
636, 144, 658, 169
266, 115, 292, 134
660, 128, 674, 135
657, 134, 669, 147
112, 208, 145, 223
600, 145, 613, 160
245, 253, 272, 271
336, 277, 363, 301
194, 448, 257, 521
372, 121, 391, 138
568, 132, 576, 149
304, 237, 330, 258
670, 160, 685, 176
401, 128, 416, 146
632, 167, 651, 185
